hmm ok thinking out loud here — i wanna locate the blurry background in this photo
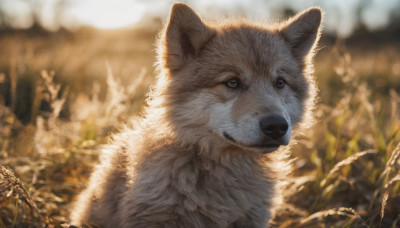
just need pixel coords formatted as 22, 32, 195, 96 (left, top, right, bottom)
0, 0, 400, 123
1, 0, 400, 123
1, 0, 400, 35
0, 0, 399, 227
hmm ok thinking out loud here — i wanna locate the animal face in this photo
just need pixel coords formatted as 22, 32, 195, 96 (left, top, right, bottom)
157, 4, 321, 154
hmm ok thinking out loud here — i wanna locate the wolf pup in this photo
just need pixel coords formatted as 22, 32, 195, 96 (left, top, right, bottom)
71, 3, 322, 227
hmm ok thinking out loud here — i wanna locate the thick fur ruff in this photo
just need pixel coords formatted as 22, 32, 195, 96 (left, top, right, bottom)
71, 3, 322, 227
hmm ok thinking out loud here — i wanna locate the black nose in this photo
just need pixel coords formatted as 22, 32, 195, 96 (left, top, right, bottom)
259, 116, 289, 139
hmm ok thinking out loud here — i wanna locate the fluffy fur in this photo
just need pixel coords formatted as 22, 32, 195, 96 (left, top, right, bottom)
70, 3, 322, 227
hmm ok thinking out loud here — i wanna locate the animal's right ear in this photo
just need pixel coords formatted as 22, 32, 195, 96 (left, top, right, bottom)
162, 3, 216, 71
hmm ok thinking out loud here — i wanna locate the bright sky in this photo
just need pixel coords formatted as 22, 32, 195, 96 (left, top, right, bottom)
67, 1, 145, 29
0, 0, 399, 37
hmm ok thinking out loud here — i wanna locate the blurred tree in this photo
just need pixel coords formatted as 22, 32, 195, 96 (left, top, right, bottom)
0, 0, 72, 31
0, 0, 7, 29
26, 0, 41, 28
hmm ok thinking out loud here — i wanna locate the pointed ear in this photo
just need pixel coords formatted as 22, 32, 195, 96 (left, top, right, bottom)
163, 3, 216, 71
280, 7, 322, 59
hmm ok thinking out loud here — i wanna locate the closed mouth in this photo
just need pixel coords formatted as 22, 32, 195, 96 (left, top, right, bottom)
223, 131, 281, 153
252, 143, 280, 148
251, 144, 280, 154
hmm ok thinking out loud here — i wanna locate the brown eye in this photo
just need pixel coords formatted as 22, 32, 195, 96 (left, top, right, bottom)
225, 78, 240, 89
276, 78, 285, 89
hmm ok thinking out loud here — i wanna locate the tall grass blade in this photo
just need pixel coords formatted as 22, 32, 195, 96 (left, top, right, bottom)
320, 149, 377, 187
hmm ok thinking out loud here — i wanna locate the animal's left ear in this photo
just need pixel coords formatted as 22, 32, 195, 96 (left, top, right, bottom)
163, 3, 216, 71
280, 8, 322, 59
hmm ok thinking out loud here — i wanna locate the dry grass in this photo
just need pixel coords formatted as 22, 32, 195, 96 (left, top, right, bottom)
0, 166, 43, 227
0, 27, 399, 227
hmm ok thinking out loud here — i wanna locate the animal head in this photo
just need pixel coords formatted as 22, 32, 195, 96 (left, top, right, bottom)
155, 3, 322, 154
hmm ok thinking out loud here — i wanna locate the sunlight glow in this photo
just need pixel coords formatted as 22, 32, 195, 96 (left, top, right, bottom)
1, 0, 398, 35
67, 0, 146, 29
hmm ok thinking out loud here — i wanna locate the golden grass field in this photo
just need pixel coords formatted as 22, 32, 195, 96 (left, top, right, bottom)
0, 24, 399, 227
